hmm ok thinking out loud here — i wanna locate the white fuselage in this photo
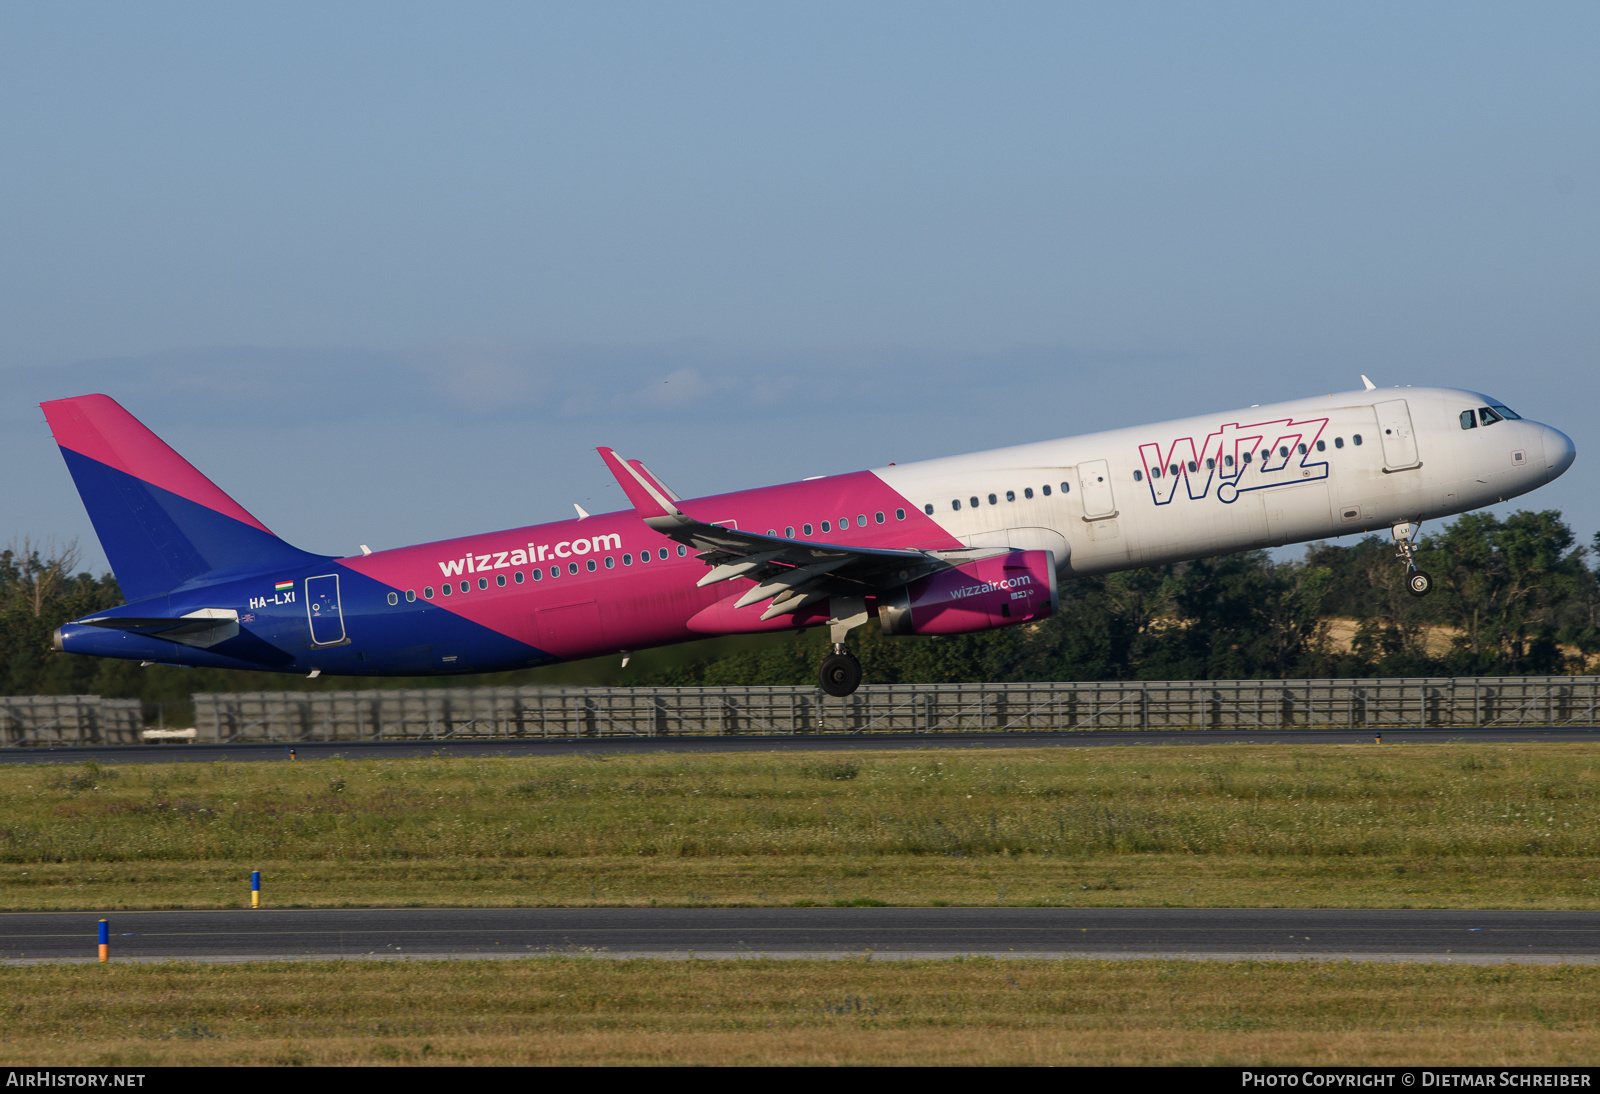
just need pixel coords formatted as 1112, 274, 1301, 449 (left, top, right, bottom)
877, 386, 1576, 575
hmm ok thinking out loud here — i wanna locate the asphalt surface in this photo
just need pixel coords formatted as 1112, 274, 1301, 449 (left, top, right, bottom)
5, 907, 1598, 964
8, 725, 1600, 765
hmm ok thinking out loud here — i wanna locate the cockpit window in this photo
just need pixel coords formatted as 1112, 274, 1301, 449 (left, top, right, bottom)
1460, 410, 1477, 430
1479, 406, 1503, 426
1490, 403, 1520, 420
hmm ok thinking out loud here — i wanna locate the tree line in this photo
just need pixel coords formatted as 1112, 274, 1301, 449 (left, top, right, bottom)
4, 510, 1599, 724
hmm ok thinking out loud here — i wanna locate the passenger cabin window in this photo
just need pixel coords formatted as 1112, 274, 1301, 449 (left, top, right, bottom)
550, 565, 560, 577
406, 589, 416, 601
1024, 487, 1033, 499
605, 557, 615, 569
1225, 455, 1235, 466
875, 511, 885, 523
987, 494, 997, 506
824, 520, 834, 530
1061, 482, 1070, 493
460, 581, 469, 593
568, 563, 578, 575
922, 505, 933, 515
803, 524, 813, 536
1279, 446, 1289, 457
1461, 410, 1477, 429
478, 578, 488, 590
586, 559, 597, 572
387, 592, 398, 605
1150, 466, 1161, 479
677, 545, 687, 556
1334, 437, 1344, 449
661, 548, 671, 560
785, 527, 795, 538
1205, 458, 1216, 469
1133, 470, 1143, 481
952, 499, 961, 510
495, 574, 506, 587
1353, 434, 1363, 446
1315, 441, 1325, 451
424, 586, 434, 598
514, 571, 523, 584
1297, 444, 1307, 455
1042, 484, 1051, 496
895, 508, 905, 520
1005, 490, 1015, 502
532, 569, 542, 581
623, 553, 632, 565
442, 583, 452, 596
968, 498, 979, 510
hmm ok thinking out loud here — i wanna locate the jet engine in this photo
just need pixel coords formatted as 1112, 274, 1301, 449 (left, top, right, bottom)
877, 550, 1058, 636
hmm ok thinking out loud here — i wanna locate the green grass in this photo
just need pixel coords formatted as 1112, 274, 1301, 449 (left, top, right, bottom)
3, 957, 1599, 1066
5, 743, 1600, 910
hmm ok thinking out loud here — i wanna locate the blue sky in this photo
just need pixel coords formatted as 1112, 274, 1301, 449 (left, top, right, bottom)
3, 3, 1596, 568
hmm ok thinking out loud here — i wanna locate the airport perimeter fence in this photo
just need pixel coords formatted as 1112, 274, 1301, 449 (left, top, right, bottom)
0, 695, 145, 747
185, 676, 1600, 744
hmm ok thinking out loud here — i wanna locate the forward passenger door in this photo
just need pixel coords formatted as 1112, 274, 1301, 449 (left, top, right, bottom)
1077, 460, 1117, 520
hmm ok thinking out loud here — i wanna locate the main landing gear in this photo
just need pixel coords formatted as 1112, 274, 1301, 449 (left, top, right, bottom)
1393, 522, 1433, 598
820, 646, 862, 697
819, 596, 869, 697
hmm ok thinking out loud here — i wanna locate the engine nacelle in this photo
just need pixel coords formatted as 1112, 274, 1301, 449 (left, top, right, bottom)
878, 550, 1058, 637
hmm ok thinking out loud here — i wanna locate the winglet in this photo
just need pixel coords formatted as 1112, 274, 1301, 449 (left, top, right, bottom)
1361, 374, 1377, 391
597, 447, 690, 531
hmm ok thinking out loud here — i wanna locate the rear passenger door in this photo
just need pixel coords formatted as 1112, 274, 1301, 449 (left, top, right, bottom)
305, 574, 346, 646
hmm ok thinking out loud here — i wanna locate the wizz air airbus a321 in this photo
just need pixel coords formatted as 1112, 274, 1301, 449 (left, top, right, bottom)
43, 382, 1575, 696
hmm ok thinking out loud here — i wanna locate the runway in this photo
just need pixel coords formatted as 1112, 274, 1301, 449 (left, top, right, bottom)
7, 725, 1600, 765
4, 907, 1598, 964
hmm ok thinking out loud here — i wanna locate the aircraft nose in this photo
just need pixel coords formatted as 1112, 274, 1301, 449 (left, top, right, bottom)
1542, 425, 1576, 479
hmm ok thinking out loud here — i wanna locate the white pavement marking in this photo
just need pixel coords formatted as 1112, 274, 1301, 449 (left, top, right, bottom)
6, 950, 1600, 966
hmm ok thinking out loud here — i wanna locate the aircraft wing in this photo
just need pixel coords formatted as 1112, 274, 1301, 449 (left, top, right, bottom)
597, 447, 997, 619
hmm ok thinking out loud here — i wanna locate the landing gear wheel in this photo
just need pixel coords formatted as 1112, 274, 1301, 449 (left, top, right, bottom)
819, 651, 862, 697
1406, 570, 1434, 598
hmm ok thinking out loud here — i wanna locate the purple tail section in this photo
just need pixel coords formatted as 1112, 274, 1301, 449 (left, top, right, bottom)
42, 394, 323, 602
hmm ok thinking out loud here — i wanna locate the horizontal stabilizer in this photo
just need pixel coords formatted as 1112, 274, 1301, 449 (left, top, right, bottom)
77, 608, 240, 649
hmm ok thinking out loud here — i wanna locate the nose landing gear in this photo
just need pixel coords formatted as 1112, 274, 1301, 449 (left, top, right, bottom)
819, 596, 868, 697
1393, 522, 1433, 598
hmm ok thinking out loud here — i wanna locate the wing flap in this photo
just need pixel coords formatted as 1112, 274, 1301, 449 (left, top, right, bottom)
597, 446, 1007, 612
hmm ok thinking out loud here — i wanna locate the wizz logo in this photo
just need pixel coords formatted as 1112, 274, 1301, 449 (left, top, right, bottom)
1138, 417, 1330, 506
